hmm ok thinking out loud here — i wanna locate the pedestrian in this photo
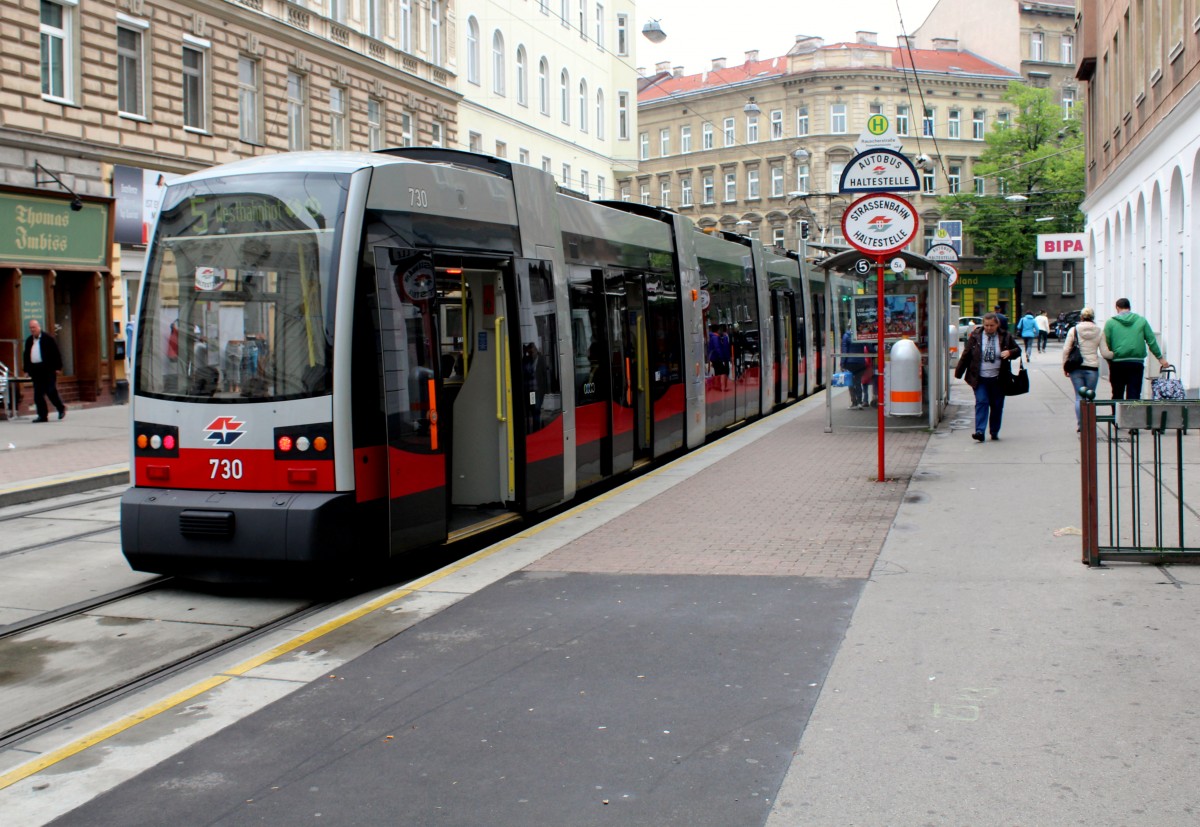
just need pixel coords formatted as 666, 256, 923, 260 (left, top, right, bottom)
993, 304, 1009, 333
1015, 311, 1038, 358
841, 329, 868, 409
1062, 308, 1107, 433
23, 319, 67, 422
1035, 310, 1050, 353
954, 312, 1020, 442
1102, 297, 1168, 400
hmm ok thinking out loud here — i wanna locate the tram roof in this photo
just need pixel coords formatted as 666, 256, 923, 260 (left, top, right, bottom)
170, 151, 410, 185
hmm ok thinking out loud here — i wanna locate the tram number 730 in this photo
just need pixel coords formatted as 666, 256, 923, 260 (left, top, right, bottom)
209, 458, 244, 480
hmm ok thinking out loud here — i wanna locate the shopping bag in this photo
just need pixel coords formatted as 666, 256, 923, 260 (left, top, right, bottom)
1002, 357, 1029, 396
1152, 366, 1185, 400
831, 370, 853, 387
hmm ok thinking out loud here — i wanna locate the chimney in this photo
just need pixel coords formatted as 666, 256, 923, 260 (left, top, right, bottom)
712, 57, 726, 70
655, 60, 671, 73
673, 65, 684, 77
745, 49, 759, 63
896, 35, 913, 49
855, 31, 877, 45
932, 37, 959, 51
791, 35, 824, 54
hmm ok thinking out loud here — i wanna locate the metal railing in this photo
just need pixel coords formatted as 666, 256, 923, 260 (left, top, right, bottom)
0, 361, 9, 420
1080, 399, 1200, 565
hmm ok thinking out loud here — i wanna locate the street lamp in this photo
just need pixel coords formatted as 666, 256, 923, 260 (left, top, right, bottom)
744, 97, 761, 116
642, 20, 666, 43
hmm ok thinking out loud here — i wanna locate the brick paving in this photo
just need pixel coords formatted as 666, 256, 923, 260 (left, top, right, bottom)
527, 404, 929, 578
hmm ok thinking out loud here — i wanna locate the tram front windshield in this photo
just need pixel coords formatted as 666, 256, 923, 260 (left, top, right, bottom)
136, 171, 348, 402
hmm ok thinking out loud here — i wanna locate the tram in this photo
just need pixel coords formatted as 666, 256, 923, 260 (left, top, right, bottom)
120, 149, 828, 580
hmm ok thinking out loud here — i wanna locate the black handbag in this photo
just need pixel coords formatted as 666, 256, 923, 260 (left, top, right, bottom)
1003, 356, 1030, 396
1063, 330, 1083, 374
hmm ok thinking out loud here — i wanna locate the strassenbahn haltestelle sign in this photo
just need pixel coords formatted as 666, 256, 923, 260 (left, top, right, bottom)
841, 193, 919, 257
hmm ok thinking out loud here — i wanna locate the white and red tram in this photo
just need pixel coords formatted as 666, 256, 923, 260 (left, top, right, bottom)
121, 149, 826, 580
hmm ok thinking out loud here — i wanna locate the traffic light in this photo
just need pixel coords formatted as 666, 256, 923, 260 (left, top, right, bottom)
800, 220, 810, 240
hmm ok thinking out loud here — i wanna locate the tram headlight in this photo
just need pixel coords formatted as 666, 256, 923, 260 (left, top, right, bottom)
296, 436, 311, 452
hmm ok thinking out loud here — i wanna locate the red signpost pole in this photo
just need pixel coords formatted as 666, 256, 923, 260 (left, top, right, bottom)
875, 255, 886, 481
841, 190, 919, 483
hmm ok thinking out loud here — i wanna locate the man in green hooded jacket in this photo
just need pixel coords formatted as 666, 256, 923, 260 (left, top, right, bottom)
1103, 297, 1169, 399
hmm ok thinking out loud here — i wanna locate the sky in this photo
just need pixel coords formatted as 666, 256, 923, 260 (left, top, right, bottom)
634, 0, 942, 76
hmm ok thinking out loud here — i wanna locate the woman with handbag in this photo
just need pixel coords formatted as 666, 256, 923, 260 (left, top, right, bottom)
1062, 308, 1107, 432
954, 312, 1021, 442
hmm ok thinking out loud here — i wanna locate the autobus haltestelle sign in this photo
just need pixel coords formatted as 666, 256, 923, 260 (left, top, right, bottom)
841, 193, 919, 257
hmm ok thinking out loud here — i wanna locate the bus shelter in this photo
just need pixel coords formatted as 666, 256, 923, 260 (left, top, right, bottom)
817, 248, 953, 436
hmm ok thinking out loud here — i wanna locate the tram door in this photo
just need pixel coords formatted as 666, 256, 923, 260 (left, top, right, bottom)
449, 262, 515, 514
510, 259, 564, 512
605, 272, 652, 474
771, 290, 796, 405
372, 248, 447, 553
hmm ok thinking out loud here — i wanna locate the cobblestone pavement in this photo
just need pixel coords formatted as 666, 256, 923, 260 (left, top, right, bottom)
527, 403, 928, 578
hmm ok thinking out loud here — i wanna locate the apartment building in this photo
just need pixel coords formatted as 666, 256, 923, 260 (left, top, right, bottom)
1075, 0, 1200, 391
913, 0, 1084, 316
625, 34, 1023, 315
456, 0, 638, 198
1, 0, 456, 408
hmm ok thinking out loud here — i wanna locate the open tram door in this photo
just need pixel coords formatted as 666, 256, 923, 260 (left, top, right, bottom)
372, 248, 447, 554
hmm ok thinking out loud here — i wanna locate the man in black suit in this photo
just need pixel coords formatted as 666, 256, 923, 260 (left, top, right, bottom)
23, 319, 67, 422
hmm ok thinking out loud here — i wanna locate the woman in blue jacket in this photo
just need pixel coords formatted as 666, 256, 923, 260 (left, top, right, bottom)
1015, 312, 1038, 359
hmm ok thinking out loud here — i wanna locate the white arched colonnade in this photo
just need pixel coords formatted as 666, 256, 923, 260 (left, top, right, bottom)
1084, 117, 1200, 393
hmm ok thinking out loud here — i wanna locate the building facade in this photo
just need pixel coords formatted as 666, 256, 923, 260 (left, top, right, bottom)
625, 34, 1024, 316
2, 0, 457, 410
455, 0, 638, 198
1075, 0, 1200, 392
913, 0, 1085, 319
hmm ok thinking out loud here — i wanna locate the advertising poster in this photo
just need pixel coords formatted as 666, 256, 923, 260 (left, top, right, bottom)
853, 294, 918, 342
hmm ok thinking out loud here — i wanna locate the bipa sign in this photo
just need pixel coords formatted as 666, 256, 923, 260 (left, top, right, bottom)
1037, 233, 1087, 260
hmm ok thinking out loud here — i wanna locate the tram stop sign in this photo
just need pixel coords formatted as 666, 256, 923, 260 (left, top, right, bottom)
853, 258, 872, 276
841, 193, 919, 257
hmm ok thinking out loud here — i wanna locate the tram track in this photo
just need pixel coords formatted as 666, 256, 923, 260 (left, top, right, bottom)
0, 491, 123, 524
0, 524, 121, 561
0, 577, 171, 641
0, 596, 334, 751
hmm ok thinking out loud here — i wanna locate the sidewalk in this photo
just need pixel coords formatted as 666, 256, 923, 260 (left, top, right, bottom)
769, 343, 1200, 824
0, 404, 130, 507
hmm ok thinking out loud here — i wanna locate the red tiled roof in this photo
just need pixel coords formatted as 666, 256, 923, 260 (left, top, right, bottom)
638, 57, 791, 102
639, 45, 1020, 103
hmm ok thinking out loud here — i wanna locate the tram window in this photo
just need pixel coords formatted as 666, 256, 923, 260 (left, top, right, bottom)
518, 262, 560, 433
136, 172, 346, 402
569, 282, 604, 404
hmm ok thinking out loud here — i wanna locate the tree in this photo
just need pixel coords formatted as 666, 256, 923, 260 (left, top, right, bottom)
940, 82, 1085, 276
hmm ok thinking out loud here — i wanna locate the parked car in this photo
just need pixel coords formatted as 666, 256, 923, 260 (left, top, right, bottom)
957, 316, 982, 341
1053, 310, 1081, 340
